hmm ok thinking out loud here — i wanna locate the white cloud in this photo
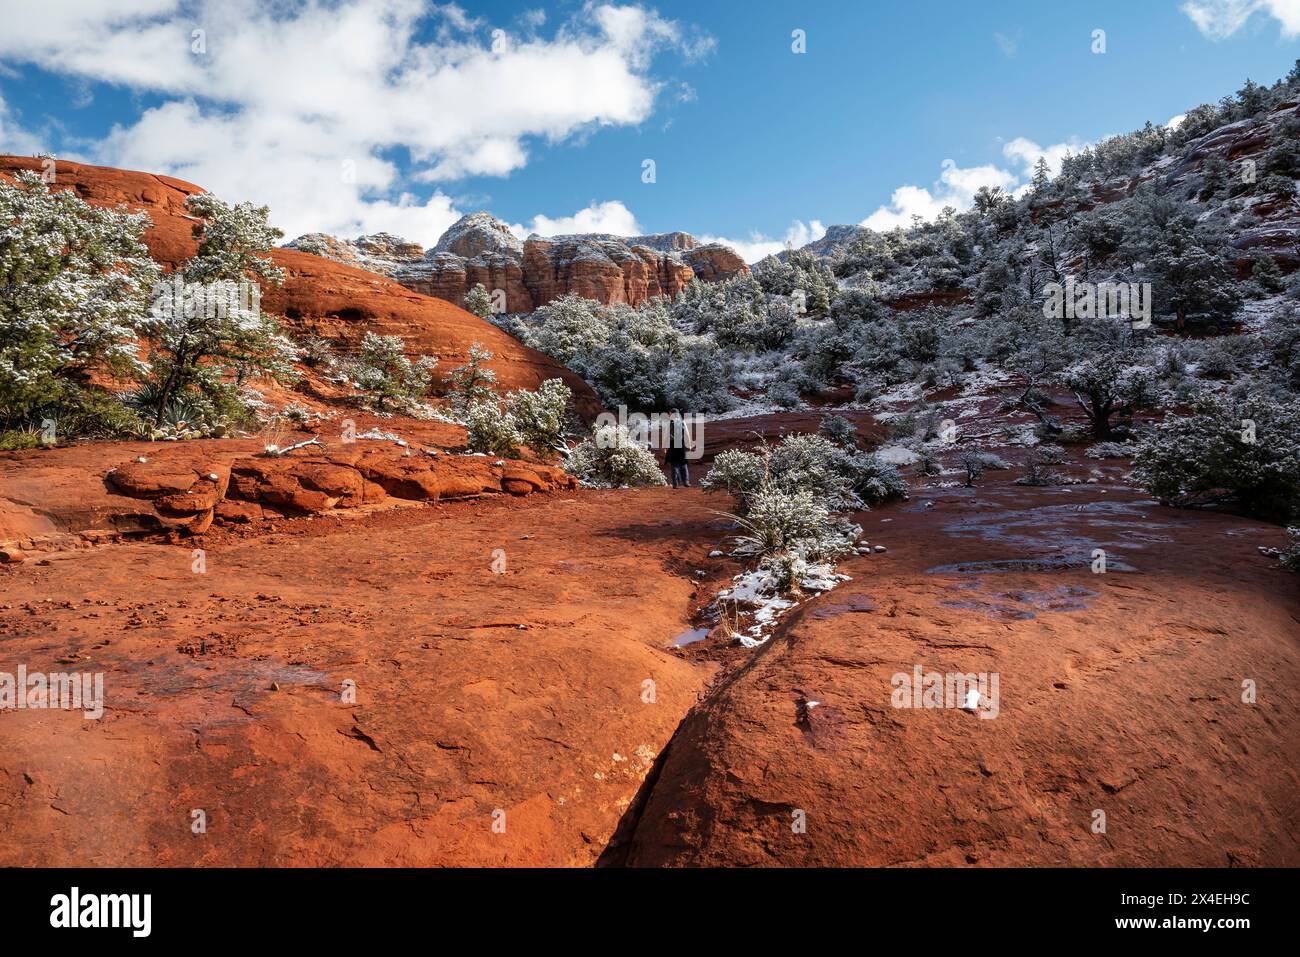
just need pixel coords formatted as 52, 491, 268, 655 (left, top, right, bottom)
993, 31, 1019, 57
0, 0, 708, 246
0, 93, 45, 155
698, 220, 826, 265
861, 160, 1017, 231
1181, 0, 1300, 39
511, 200, 642, 237
858, 135, 1089, 231
1002, 136, 1084, 178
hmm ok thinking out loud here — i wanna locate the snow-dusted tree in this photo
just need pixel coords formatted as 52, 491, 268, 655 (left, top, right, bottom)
504, 377, 572, 459
140, 193, 297, 427
464, 398, 524, 457
464, 282, 494, 320
1132, 391, 1300, 523
349, 332, 437, 412
1057, 321, 1156, 438
564, 424, 666, 487
445, 342, 497, 411
0, 170, 159, 433
526, 295, 609, 370
819, 413, 858, 447
666, 334, 732, 412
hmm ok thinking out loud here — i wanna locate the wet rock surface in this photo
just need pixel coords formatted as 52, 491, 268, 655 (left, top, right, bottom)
617, 476, 1300, 866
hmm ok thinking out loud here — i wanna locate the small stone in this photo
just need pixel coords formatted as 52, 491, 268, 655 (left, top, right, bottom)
874, 545, 887, 553
269, 681, 281, 692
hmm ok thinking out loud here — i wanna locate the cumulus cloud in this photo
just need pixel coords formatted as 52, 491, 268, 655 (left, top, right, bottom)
0, 93, 45, 155
698, 220, 827, 265
1181, 0, 1300, 39
861, 160, 1017, 231
858, 134, 1089, 231
0, 0, 708, 246
511, 199, 642, 237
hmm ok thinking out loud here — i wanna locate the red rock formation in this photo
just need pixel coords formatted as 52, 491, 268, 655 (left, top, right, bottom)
0, 156, 603, 420
287, 213, 750, 312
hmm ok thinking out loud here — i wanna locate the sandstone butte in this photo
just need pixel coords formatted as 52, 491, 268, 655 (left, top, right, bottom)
0, 155, 603, 421
286, 211, 750, 313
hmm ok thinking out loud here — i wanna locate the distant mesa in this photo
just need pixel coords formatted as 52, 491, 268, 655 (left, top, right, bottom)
286, 212, 750, 312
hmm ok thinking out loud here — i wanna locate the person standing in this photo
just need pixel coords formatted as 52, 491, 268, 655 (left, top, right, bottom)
664, 408, 691, 488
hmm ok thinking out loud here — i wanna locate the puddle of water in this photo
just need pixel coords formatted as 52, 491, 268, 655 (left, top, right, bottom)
939, 583, 1101, 621
672, 627, 710, 647
926, 556, 1135, 574
807, 594, 876, 620
942, 598, 1037, 620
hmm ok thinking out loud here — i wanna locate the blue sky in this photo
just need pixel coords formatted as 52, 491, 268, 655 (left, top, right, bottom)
1, 1, 1298, 260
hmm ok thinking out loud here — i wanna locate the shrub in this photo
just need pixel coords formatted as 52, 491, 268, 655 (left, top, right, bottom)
464, 399, 524, 457
297, 336, 337, 370
1017, 444, 1066, 486
445, 342, 497, 411
1132, 391, 1300, 522
140, 193, 299, 428
505, 378, 573, 459
702, 433, 908, 513
1281, 528, 1300, 572
564, 424, 666, 488
819, 413, 858, 447
464, 283, 494, 320
465, 378, 573, 459
349, 333, 437, 412
729, 486, 857, 561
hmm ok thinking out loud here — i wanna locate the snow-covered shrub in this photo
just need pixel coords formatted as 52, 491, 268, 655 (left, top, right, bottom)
1017, 444, 1067, 486
445, 342, 497, 411
297, 335, 337, 370
729, 486, 858, 561
767, 378, 801, 409
1086, 441, 1136, 459
1132, 391, 1300, 522
0, 170, 160, 435
464, 282, 494, 320
667, 335, 733, 412
838, 448, 911, 504
505, 378, 572, 459
564, 424, 666, 488
703, 432, 907, 512
349, 332, 437, 412
463, 378, 573, 459
701, 448, 767, 499
819, 413, 859, 447
1281, 528, 1300, 572
1057, 321, 1157, 438
464, 399, 524, 457
960, 450, 1007, 487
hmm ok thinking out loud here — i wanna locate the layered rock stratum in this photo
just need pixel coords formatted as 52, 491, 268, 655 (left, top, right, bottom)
287, 213, 749, 312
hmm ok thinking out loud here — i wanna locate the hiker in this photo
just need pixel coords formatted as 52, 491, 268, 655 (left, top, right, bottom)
664, 408, 691, 488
